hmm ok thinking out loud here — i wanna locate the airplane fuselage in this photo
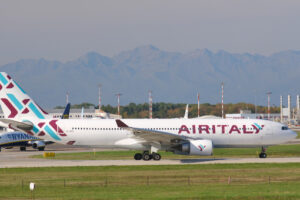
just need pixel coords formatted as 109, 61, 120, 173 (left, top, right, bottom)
24, 118, 295, 151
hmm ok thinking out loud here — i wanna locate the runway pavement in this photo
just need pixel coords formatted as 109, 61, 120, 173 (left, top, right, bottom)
1, 145, 300, 168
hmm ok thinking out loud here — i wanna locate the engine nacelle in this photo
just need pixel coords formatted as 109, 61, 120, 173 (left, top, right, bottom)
31, 141, 45, 149
175, 139, 213, 156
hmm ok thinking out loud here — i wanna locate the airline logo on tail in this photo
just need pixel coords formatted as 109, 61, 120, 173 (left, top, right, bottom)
0, 72, 67, 141
0, 73, 48, 119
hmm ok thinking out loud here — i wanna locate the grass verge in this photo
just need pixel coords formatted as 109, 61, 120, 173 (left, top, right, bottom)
0, 163, 300, 199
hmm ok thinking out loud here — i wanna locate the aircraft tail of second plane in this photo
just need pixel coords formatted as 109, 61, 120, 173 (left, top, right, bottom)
0, 72, 50, 120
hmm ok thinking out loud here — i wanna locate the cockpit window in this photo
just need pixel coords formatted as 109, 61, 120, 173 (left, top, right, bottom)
281, 126, 289, 130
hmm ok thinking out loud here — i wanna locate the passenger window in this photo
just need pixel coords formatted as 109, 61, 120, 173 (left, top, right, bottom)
281, 126, 288, 130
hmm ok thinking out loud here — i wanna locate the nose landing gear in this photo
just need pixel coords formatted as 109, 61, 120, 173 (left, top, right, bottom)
259, 147, 267, 158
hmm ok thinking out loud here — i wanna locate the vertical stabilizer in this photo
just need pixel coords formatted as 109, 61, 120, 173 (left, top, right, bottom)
0, 72, 49, 120
61, 103, 71, 119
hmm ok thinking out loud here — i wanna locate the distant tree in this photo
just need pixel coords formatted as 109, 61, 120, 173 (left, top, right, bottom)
72, 102, 95, 109
54, 102, 280, 118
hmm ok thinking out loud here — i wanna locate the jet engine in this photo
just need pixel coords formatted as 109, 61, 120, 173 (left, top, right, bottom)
31, 141, 46, 151
173, 139, 213, 156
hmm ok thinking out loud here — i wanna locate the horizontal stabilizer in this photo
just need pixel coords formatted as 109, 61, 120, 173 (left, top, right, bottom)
0, 119, 33, 131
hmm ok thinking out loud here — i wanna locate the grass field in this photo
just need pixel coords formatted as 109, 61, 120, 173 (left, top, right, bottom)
297, 131, 300, 138
33, 143, 300, 160
1, 163, 300, 199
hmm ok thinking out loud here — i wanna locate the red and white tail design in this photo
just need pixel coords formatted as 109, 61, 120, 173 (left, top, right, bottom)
0, 72, 49, 120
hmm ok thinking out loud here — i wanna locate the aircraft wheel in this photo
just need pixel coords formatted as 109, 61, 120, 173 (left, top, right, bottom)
20, 146, 26, 151
259, 153, 267, 158
38, 147, 45, 151
142, 153, 152, 161
134, 153, 143, 160
152, 153, 161, 161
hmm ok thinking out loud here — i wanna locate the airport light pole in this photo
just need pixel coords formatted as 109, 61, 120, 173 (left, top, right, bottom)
66, 92, 69, 104
98, 84, 102, 111
221, 82, 224, 119
116, 93, 122, 116
266, 92, 272, 120
197, 93, 200, 117
149, 90, 152, 119
280, 95, 283, 123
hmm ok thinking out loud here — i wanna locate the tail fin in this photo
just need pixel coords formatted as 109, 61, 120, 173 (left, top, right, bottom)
0, 72, 49, 120
61, 103, 71, 119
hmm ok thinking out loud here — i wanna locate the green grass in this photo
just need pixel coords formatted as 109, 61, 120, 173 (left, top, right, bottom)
1, 164, 300, 199
33, 144, 300, 160
296, 131, 300, 139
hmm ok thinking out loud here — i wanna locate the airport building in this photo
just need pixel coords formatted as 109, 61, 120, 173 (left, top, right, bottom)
0, 107, 121, 132
226, 95, 300, 125
226, 110, 282, 121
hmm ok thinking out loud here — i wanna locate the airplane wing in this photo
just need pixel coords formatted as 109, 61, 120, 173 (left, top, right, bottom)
116, 119, 189, 145
0, 119, 33, 131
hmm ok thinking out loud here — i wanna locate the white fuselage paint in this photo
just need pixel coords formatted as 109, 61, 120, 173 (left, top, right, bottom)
27, 118, 297, 151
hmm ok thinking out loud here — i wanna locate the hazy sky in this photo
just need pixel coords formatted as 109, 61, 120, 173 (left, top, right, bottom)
1, 0, 300, 66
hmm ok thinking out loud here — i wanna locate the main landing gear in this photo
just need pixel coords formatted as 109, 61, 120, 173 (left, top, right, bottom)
259, 147, 267, 158
20, 146, 26, 151
134, 151, 161, 161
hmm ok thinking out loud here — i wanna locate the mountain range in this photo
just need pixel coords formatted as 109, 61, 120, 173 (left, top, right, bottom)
0, 45, 299, 108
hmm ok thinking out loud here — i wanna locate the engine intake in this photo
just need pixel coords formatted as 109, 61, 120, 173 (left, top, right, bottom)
31, 141, 45, 150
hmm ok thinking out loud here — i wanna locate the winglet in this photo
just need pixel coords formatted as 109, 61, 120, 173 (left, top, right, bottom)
184, 104, 189, 119
116, 119, 128, 128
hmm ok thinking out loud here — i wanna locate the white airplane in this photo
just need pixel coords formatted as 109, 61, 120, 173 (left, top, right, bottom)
0, 72, 296, 160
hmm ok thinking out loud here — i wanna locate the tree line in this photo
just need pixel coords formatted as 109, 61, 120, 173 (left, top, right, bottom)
55, 102, 280, 118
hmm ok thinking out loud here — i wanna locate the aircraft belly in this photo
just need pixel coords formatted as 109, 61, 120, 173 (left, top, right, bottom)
66, 131, 129, 146
211, 134, 261, 147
